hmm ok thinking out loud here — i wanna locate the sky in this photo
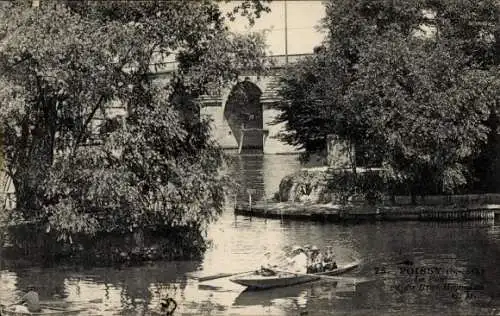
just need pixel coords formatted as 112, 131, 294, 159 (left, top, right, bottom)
222, 1, 326, 56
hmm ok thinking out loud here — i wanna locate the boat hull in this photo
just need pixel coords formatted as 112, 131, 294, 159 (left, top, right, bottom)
231, 273, 321, 290
230, 260, 360, 290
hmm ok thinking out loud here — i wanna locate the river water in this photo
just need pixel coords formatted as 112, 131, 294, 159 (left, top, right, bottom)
1, 154, 500, 315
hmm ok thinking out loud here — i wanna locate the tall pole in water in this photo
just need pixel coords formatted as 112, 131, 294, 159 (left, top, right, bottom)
284, 0, 288, 65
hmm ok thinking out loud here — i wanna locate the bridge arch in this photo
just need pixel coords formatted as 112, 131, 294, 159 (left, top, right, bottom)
224, 78, 265, 152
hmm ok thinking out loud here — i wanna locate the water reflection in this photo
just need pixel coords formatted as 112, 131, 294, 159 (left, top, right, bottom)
0, 154, 499, 315
229, 153, 301, 203
233, 281, 349, 308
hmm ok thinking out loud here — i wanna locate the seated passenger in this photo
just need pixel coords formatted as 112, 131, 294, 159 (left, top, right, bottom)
322, 246, 338, 270
308, 246, 324, 273
286, 246, 308, 274
259, 251, 277, 276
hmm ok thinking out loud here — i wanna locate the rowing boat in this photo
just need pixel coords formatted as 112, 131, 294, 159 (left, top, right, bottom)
230, 259, 360, 290
0, 305, 85, 316
230, 260, 360, 290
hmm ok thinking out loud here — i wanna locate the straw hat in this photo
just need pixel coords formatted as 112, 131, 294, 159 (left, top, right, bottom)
311, 246, 319, 252
291, 245, 303, 253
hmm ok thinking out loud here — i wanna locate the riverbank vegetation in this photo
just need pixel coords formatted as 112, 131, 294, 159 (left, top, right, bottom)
0, 0, 269, 263
275, 0, 500, 203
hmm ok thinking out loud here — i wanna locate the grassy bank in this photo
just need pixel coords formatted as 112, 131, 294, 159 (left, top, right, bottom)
0, 222, 207, 267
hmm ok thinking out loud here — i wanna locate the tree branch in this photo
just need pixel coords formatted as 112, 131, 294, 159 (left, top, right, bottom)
72, 95, 105, 153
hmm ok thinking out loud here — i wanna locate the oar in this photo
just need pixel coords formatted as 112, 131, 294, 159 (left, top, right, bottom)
40, 298, 104, 306
196, 270, 256, 282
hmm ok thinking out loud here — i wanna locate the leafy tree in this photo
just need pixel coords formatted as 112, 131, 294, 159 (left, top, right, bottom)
0, 0, 269, 248
275, 0, 500, 199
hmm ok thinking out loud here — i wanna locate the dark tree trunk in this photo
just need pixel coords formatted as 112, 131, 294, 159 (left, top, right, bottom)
11, 100, 57, 218
14, 139, 52, 217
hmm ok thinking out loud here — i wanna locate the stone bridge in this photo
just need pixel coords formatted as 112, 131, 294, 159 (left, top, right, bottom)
149, 54, 312, 154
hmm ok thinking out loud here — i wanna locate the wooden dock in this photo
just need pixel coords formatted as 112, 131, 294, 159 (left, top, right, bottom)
234, 201, 498, 222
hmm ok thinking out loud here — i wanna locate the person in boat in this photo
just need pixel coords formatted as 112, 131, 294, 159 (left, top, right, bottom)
307, 246, 324, 273
302, 244, 312, 268
13, 290, 41, 313
322, 246, 338, 270
259, 251, 278, 276
286, 245, 308, 274
303, 244, 311, 255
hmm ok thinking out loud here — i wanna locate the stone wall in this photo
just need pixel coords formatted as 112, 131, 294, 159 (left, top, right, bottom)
202, 106, 239, 149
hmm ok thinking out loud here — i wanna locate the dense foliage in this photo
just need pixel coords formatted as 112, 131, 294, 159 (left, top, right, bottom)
0, 0, 269, 245
275, 0, 500, 198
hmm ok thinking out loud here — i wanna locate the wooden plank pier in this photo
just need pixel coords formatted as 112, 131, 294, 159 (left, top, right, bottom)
234, 201, 499, 223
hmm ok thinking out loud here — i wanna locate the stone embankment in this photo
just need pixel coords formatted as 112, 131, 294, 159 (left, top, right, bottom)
234, 200, 500, 222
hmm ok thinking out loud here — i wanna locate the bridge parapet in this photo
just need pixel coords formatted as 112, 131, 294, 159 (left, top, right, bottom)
148, 53, 312, 107
148, 53, 312, 77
